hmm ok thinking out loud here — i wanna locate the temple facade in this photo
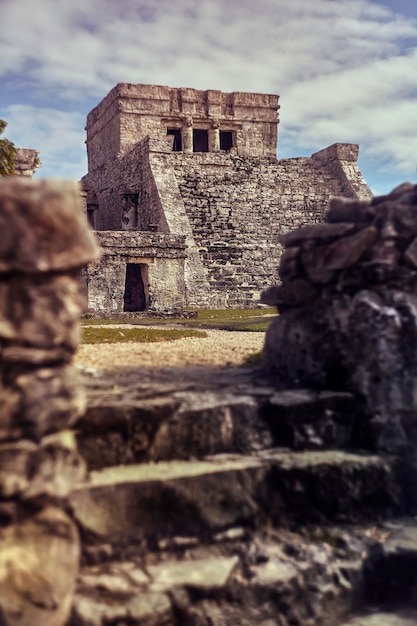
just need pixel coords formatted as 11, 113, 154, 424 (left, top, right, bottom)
82, 83, 372, 312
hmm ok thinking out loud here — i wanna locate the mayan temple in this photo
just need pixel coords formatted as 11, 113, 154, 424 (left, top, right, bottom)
81, 83, 372, 312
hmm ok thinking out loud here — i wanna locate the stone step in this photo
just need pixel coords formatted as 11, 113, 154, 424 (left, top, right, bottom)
69, 521, 417, 626
70, 449, 399, 547
340, 610, 417, 625
69, 524, 373, 626
365, 521, 417, 606
78, 368, 365, 469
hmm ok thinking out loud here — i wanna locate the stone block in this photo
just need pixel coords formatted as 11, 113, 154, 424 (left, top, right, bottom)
0, 431, 86, 500
264, 390, 358, 450
0, 507, 80, 626
70, 451, 398, 546
0, 178, 100, 273
70, 591, 172, 626
0, 364, 85, 442
0, 272, 83, 352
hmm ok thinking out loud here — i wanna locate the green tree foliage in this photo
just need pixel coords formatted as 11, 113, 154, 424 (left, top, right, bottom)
0, 120, 16, 177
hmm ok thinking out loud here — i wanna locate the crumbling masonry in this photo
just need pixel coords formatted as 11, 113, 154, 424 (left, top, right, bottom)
13, 148, 40, 178
81, 83, 373, 311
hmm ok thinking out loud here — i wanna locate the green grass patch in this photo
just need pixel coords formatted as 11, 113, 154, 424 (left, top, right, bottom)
81, 308, 276, 332
81, 327, 207, 344
187, 308, 275, 331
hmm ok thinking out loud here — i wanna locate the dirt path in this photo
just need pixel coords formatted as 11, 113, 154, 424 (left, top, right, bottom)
74, 328, 265, 370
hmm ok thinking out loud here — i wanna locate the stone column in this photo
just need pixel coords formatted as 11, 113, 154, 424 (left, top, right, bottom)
0, 178, 100, 626
181, 117, 193, 153
208, 120, 220, 152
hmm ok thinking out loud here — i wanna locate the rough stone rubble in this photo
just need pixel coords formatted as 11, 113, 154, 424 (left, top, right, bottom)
0, 178, 99, 626
263, 182, 417, 515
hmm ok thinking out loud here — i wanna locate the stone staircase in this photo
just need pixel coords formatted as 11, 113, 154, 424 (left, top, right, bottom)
67, 365, 417, 626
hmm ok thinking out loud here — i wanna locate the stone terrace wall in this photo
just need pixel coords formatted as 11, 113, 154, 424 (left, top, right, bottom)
170, 145, 371, 307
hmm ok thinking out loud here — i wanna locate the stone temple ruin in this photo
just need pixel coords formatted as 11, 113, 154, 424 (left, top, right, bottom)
13, 148, 40, 178
81, 83, 372, 313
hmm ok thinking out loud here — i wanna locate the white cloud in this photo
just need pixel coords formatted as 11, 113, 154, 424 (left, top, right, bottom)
2, 0, 415, 97
1, 0, 417, 189
280, 45, 417, 180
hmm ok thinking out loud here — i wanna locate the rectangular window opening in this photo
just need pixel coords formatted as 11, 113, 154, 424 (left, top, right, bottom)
167, 128, 182, 151
220, 131, 234, 151
193, 129, 209, 152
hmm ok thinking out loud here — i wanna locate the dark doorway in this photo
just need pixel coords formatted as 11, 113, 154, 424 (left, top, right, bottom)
220, 131, 233, 151
87, 206, 96, 228
123, 264, 149, 311
193, 129, 209, 152
167, 128, 182, 151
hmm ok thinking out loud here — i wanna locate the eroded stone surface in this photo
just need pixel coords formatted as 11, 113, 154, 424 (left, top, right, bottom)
70, 591, 172, 626
0, 178, 100, 273
148, 556, 239, 591
365, 521, 417, 607
263, 183, 417, 462
70, 449, 397, 547
0, 507, 80, 626
0, 272, 84, 353
70, 362, 417, 625
77, 367, 365, 470
70, 523, 386, 626
0, 179, 98, 625
1, 364, 85, 442
0, 431, 85, 499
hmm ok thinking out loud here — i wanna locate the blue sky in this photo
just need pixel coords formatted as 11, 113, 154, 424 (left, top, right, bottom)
1, 0, 417, 195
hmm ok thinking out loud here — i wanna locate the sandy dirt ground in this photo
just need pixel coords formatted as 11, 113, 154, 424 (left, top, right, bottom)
74, 328, 265, 370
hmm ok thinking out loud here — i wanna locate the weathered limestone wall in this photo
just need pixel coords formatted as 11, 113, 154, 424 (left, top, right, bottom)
83, 140, 372, 308
84, 231, 187, 313
147, 140, 211, 306
312, 144, 372, 200
84, 139, 153, 231
170, 144, 371, 306
85, 85, 123, 170
82, 136, 211, 306
84, 137, 171, 232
